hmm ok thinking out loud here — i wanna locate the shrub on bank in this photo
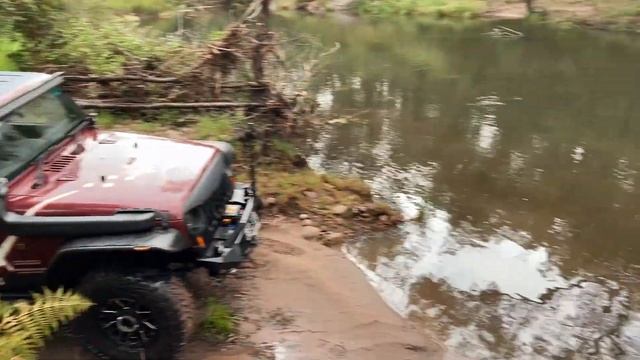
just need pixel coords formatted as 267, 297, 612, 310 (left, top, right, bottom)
358, 0, 486, 18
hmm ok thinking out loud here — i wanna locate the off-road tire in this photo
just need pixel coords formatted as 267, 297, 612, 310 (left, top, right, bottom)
75, 272, 196, 360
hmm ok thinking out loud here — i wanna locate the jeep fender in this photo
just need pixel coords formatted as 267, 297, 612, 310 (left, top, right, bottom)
46, 230, 193, 284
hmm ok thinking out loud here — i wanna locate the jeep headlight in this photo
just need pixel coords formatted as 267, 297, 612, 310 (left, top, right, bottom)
184, 208, 207, 236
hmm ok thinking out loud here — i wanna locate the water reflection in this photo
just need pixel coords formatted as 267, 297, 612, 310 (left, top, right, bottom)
274, 15, 640, 358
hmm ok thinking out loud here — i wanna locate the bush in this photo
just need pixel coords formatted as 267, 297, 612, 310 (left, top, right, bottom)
0, 37, 20, 70
38, 17, 184, 74
1, 0, 192, 74
358, 0, 486, 18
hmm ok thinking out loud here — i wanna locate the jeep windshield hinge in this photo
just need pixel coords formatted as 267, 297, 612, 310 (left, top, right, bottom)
242, 122, 258, 195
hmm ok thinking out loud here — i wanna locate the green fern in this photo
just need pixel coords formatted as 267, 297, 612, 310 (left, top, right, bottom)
0, 288, 92, 360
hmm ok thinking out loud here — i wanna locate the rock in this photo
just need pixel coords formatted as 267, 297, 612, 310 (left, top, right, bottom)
331, 204, 351, 217
302, 219, 315, 227
301, 226, 322, 240
299, 213, 310, 220
265, 197, 277, 207
379, 215, 390, 223
292, 154, 308, 168
303, 191, 318, 199
322, 232, 346, 247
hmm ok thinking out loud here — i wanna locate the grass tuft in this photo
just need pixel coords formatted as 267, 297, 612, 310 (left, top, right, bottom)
201, 299, 234, 338
194, 114, 237, 141
95, 112, 122, 129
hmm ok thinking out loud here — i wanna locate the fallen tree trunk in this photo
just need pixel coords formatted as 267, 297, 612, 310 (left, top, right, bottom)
65, 75, 180, 83
65, 75, 268, 90
76, 100, 261, 109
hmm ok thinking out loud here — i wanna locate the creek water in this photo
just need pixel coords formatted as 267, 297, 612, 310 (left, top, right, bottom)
270, 15, 640, 359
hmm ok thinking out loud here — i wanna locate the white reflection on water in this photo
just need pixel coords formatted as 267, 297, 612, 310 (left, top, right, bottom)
413, 237, 567, 302
347, 207, 567, 313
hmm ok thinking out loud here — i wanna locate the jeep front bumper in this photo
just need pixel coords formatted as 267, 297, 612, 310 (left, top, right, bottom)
196, 184, 260, 272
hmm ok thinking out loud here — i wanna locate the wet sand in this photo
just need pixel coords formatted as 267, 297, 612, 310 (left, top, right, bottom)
42, 220, 443, 360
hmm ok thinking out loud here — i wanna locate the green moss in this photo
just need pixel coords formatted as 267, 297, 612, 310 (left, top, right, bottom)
322, 174, 372, 199
358, 0, 486, 18
201, 299, 234, 338
194, 114, 236, 141
247, 168, 376, 212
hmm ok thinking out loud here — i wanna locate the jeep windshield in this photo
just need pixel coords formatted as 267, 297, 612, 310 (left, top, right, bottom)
0, 87, 85, 179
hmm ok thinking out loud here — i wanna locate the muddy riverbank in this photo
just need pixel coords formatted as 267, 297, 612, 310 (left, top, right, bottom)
42, 220, 443, 360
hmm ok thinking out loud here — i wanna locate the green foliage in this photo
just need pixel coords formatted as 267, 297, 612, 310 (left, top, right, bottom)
358, 0, 486, 18
0, 0, 65, 42
92, 0, 173, 14
44, 17, 183, 74
132, 121, 163, 133
271, 139, 298, 159
1, 0, 191, 74
194, 114, 237, 140
210, 30, 227, 41
0, 37, 20, 71
201, 299, 233, 338
95, 112, 123, 129
0, 288, 92, 360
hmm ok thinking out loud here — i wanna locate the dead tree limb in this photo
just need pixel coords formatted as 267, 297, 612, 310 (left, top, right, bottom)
65, 75, 180, 83
76, 100, 261, 109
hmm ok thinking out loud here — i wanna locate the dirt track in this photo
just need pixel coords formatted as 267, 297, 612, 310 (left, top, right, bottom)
43, 220, 443, 360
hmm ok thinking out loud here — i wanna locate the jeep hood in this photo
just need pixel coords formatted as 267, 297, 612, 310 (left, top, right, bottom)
8, 129, 223, 219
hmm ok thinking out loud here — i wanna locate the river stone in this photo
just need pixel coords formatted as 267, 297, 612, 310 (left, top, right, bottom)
299, 213, 310, 220
302, 219, 314, 227
322, 232, 345, 247
301, 226, 321, 240
331, 204, 350, 217
303, 191, 318, 199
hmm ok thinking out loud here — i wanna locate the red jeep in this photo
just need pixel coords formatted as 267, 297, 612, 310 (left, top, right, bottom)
0, 72, 260, 359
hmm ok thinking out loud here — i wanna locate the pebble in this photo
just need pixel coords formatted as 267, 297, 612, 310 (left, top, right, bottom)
302, 219, 314, 227
299, 213, 309, 220
301, 226, 322, 239
322, 232, 346, 247
331, 204, 350, 217
378, 215, 390, 222
303, 191, 318, 199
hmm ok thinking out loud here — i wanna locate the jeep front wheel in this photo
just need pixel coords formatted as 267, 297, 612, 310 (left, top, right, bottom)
75, 272, 195, 360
